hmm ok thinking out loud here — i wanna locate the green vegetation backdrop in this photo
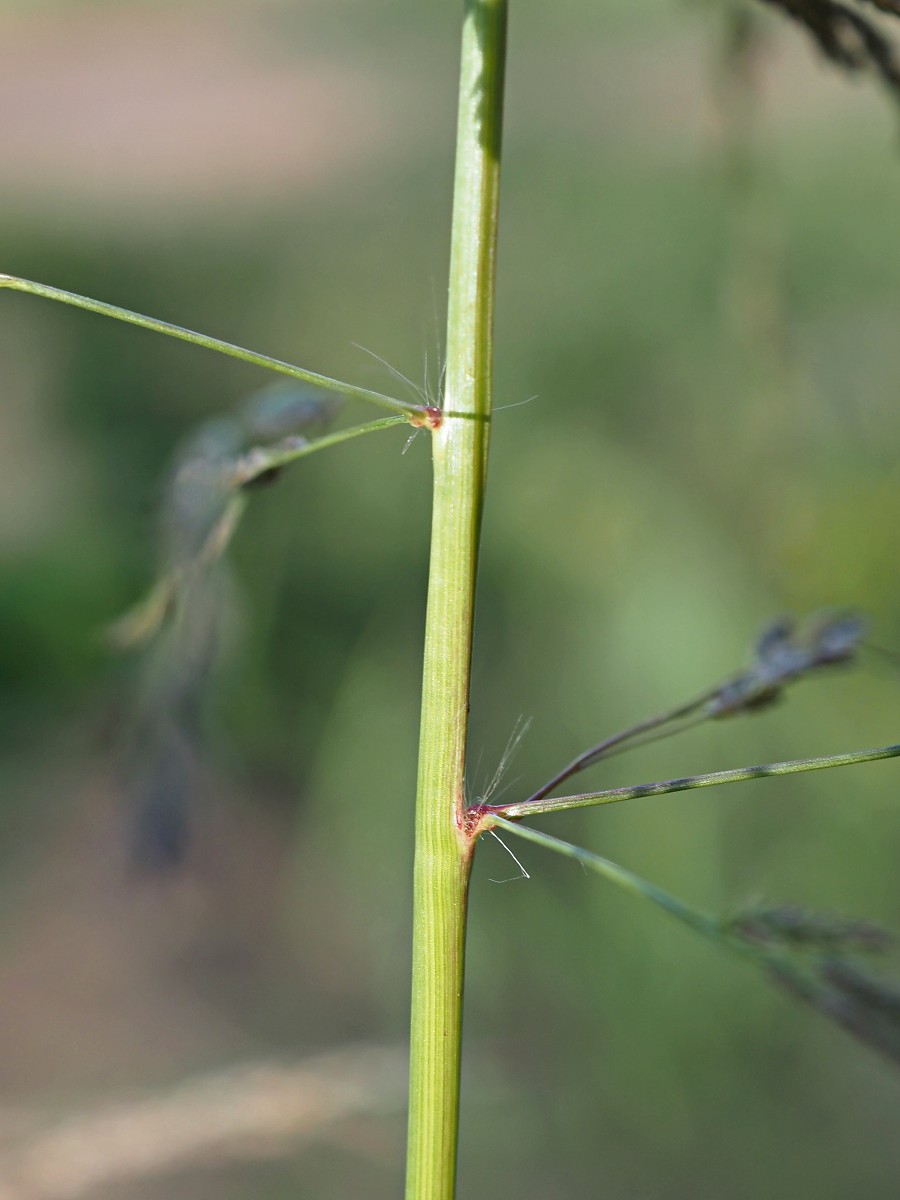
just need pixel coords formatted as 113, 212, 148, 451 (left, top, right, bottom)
1, 1, 899, 1197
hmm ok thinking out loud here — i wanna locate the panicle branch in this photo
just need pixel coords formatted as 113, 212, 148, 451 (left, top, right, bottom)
492, 817, 900, 1068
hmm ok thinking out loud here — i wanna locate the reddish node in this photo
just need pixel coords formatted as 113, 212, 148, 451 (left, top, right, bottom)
461, 803, 490, 840
409, 405, 444, 431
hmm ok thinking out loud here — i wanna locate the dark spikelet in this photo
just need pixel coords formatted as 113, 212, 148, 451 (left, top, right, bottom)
769, 960, 900, 1065
239, 463, 286, 490
822, 959, 900, 1015
728, 903, 893, 953
727, 898, 900, 1066
807, 612, 866, 664
756, 0, 900, 99
233, 437, 309, 489
129, 727, 195, 871
708, 610, 866, 717
860, 0, 900, 18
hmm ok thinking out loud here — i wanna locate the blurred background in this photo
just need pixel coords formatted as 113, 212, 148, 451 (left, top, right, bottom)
1, 0, 900, 1196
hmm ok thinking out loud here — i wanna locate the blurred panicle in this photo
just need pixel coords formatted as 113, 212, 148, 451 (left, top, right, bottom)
115, 384, 338, 868
756, 0, 900, 101
707, 610, 865, 717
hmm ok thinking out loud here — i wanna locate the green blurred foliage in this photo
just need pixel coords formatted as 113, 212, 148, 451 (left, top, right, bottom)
2, 1, 900, 1197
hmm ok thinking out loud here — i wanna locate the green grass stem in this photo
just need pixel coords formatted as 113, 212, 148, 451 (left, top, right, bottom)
405, 4, 507, 1198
